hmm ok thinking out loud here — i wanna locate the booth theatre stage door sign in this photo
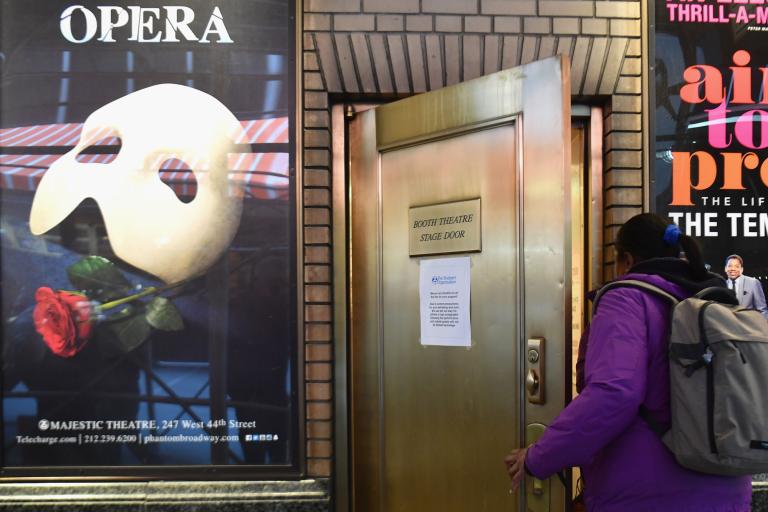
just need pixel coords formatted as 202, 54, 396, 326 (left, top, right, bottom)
409, 199, 481, 257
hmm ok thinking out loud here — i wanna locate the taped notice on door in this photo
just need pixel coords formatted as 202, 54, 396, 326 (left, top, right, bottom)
419, 256, 471, 347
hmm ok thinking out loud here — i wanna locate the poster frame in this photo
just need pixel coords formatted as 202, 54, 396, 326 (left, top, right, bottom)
0, 0, 305, 481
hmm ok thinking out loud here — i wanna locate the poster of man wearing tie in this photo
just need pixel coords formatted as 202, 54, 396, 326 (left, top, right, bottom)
724, 255, 768, 320
651, 1, 768, 315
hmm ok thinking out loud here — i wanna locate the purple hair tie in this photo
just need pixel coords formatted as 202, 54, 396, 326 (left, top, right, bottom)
663, 224, 681, 246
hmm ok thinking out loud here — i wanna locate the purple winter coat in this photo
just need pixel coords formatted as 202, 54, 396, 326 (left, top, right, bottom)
525, 263, 753, 512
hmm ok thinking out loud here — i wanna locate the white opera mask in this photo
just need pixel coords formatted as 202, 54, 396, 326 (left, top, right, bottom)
29, 84, 245, 283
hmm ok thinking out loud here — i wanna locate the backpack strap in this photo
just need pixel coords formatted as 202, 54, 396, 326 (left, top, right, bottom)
694, 286, 739, 306
592, 279, 679, 315
591, 279, 680, 441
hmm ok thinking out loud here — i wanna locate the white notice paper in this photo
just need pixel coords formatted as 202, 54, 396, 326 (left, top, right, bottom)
419, 256, 471, 347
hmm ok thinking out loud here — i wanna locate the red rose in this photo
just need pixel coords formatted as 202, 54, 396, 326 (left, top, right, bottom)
33, 287, 94, 357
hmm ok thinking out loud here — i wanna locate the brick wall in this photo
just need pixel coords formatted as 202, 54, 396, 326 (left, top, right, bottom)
302, 28, 334, 477
300, 0, 646, 478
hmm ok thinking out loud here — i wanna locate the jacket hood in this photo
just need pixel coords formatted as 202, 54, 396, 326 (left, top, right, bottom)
586, 257, 727, 302
623, 257, 726, 299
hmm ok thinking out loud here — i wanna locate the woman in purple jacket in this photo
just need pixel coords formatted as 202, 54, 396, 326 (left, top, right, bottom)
505, 213, 753, 511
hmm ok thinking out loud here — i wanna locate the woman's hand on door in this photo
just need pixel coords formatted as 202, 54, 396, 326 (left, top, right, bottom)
504, 447, 528, 492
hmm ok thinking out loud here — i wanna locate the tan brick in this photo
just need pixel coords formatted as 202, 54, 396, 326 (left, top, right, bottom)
305, 149, 330, 167
406, 15, 433, 31
305, 207, 331, 225
304, 128, 330, 148
306, 342, 333, 361
494, 16, 520, 33
483, 34, 501, 73
436, 15, 462, 32
304, 188, 330, 207
307, 420, 332, 439
307, 382, 333, 401
539, 0, 593, 16
304, 92, 328, 110
610, 19, 640, 37
596, 1, 640, 19
308, 439, 332, 457
501, 34, 521, 68
378, 14, 404, 31
465, 16, 492, 32
304, 13, 331, 31
315, 33, 342, 92
556, 36, 573, 57
521, 35, 537, 64
605, 112, 641, 132
606, 149, 642, 169
352, 35, 375, 94
615, 75, 641, 94
604, 206, 642, 225
304, 34, 315, 50
334, 14, 375, 31
388, 33, 411, 92
606, 131, 642, 151
553, 17, 579, 34
307, 402, 332, 420
307, 363, 332, 382
626, 38, 641, 56
482, 0, 535, 15
351, 34, 376, 93
304, 169, 331, 187
538, 35, 556, 58
523, 17, 550, 34
306, 0, 361, 11
306, 304, 332, 322
304, 72, 325, 91
305, 246, 331, 264
426, 34, 445, 86
306, 323, 332, 341
582, 18, 608, 35
604, 225, 621, 245
445, 35, 461, 84
423, 0, 477, 14
307, 458, 331, 477
611, 94, 642, 113
406, 34, 427, 91
621, 56, 641, 76
305, 110, 330, 128
305, 284, 331, 303
363, 0, 419, 13
606, 187, 642, 206
305, 226, 330, 245
304, 52, 320, 71
461, 34, 480, 79
304, 264, 331, 283
586, 33, 610, 92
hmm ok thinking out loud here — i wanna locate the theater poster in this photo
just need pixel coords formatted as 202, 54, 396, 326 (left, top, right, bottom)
0, 0, 298, 475
652, 0, 768, 286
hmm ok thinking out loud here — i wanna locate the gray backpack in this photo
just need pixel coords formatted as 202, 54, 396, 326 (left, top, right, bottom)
594, 279, 768, 476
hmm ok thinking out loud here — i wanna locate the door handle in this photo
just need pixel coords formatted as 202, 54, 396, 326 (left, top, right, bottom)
526, 338, 545, 404
525, 369, 539, 396
525, 423, 551, 511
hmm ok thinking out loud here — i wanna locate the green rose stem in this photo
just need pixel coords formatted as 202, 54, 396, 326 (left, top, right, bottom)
99, 279, 189, 311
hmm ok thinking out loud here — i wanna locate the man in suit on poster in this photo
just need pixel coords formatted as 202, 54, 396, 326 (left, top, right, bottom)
725, 254, 768, 320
